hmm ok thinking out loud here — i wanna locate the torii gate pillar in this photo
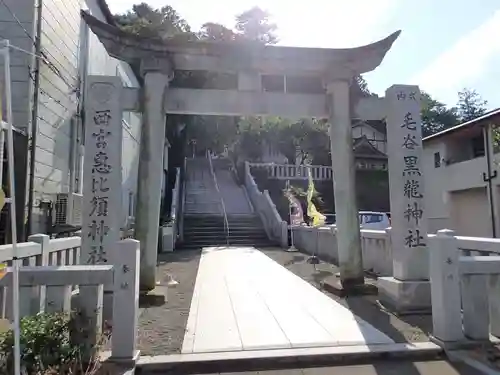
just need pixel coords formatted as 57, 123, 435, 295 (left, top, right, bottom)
135, 59, 173, 291
327, 79, 365, 290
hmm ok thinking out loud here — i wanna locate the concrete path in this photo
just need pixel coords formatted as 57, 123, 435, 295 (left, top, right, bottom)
166, 360, 484, 375
182, 247, 394, 354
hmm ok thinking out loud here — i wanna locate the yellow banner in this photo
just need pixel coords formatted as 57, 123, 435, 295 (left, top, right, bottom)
306, 166, 325, 227
0, 262, 6, 280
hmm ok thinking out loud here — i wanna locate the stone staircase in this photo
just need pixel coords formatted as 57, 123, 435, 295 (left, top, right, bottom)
182, 215, 275, 249
212, 158, 253, 215
181, 158, 276, 249
184, 158, 221, 216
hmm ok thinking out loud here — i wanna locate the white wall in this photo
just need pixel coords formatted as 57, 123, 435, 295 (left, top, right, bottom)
28, 0, 142, 232
0, 0, 36, 130
423, 136, 494, 234
449, 187, 492, 237
83, 0, 142, 228
422, 139, 450, 233
31, 0, 82, 232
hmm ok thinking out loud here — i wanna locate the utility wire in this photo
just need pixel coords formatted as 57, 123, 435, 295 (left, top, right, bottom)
0, 0, 78, 91
0, 0, 34, 41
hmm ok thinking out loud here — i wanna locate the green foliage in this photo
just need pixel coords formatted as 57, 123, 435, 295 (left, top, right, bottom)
421, 89, 489, 137
457, 88, 488, 122
235, 6, 278, 44
421, 91, 459, 137
233, 116, 330, 164
0, 312, 104, 374
114, 2, 195, 41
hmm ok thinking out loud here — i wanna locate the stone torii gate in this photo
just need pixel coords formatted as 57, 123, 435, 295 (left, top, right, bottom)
82, 12, 429, 311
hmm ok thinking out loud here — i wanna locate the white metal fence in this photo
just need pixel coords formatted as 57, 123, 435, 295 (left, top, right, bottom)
0, 234, 140, 362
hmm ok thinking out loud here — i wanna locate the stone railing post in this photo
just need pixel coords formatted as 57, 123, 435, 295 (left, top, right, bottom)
429, 229, 463, 343
244, 161, 250, 185
281, 221, 288, 248
29, 234, 50, 313
110, 239, 140, 364
490, 274, 500, 338
383, 227, 393, 275
462, 272, 490, 340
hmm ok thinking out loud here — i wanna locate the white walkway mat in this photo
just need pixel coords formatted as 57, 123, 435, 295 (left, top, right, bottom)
182, 247, 394, 354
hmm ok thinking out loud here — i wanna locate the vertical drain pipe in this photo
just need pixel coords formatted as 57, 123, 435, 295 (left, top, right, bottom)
484, 124, 497, 238
25, 0, 43, 239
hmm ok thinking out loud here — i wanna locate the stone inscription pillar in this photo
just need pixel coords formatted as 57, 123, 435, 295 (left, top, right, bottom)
327, 80, 365, 288
81, 76, 123, 271
378, 84, 431, 313
135, 60, 172, 291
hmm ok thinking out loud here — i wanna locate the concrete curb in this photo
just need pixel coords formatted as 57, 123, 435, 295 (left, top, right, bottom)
135, 342, 443, 373
447, 350, 500, 375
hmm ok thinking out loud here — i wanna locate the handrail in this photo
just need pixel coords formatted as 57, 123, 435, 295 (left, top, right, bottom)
169, 167, 181, 243
208, 154, 229, 245
179, 157, 187, 242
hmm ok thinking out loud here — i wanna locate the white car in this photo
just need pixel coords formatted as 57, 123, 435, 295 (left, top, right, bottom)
324, 211, 391, 230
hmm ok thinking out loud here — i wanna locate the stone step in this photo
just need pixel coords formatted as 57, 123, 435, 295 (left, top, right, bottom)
184, 227, 265, 233
180, 241, 276, 250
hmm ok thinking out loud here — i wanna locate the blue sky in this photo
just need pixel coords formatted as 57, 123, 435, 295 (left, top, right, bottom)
108, 0, 500, 109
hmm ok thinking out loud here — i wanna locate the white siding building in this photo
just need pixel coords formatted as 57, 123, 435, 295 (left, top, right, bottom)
422, 109, 500, 237
0, 0, 141, 237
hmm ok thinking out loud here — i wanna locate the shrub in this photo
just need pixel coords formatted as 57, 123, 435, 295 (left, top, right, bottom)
0, 312, 106, 374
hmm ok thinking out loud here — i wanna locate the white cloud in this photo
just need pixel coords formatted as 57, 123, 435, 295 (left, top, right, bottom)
107, 0, 398, 48
411, 10, 500, 103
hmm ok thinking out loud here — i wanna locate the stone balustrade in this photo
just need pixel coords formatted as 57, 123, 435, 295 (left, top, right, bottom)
430, 229, 500, 344
244, 162, 288, 247
291, 225, 393, 276
249, 162, 333, 181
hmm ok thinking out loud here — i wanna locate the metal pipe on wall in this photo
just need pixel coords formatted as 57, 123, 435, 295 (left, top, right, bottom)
484, 124, 498, 238
25, 0, 43, 239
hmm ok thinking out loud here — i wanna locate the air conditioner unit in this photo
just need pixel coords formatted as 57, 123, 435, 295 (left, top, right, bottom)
54, 193, 83, 226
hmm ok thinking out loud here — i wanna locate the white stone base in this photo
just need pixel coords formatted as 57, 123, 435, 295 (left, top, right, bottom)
161, 226, 174, 253
377, 277, 431, 315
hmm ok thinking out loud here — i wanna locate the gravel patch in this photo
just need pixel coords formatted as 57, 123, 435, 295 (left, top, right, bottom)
260, 248, 433, 344
137, 250, 201, 356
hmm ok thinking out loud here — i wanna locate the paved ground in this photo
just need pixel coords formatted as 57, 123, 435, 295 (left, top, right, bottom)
137, 359, 484, 375
136, 247, 432, 356
262, 249, 433, 344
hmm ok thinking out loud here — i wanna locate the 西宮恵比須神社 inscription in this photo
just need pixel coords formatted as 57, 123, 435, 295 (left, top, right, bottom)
82, 77, 123, 276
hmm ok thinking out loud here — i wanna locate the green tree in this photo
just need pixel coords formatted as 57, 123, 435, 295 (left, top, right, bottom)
457, 88, 488, 122
235, 6, 278, 44
199, 22, 238, 42
420, 91, 459, 137
114, 3, 196, 41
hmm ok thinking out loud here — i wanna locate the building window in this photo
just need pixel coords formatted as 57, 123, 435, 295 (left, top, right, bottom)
471, 134, 485, 158
434, 152, 441, 168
